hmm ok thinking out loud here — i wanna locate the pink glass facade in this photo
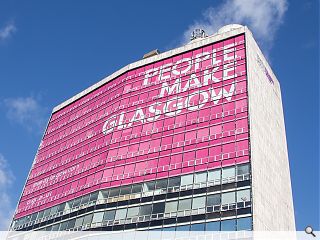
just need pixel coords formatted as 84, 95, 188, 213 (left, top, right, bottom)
14, 34, 249, 219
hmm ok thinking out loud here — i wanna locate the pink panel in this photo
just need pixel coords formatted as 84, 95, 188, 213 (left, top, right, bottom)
15, 34, 250, 219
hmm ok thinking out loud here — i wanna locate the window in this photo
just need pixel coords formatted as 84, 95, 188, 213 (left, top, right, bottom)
165, 201, 178, 213
237, 217, 252, 230
50, 206, 58, 215
81, 195, 90, 205
140, 205, 152, 216
176, 225, 190, 231
120, 186, 131, 195
237, 189, 250, 202
143, 181, 156, 192
155, 179, 168, 190
152, 202, 165, 214
99, 190, 109, 199
163, 227, 176, 231
37, 211, 44, 220
67, 219, 76, 229
221, 219, 236, 231
222, 166, 236, 183
127, 207, 139, 218
90, 192, 99, 201
43, 208, 51, 218
237, 164, 249, 177
190, 223, 205, 231
178, 199, 192, 211
92, 212, 104, 224
194, 172, 207, 184
109, 188, 120, 198
59, 221, 68, 231
64, 201, 72, 211
103, 210, 115, 221
74, 216, 84, 228
181, 174, 193, 186
131, 184, 142, 194
57, 203, 66, 212
192, 196, 206, 209
83, 214, 93, 226
51, 224, 60, 231
115, 208, 127, 220
72, 198, 81, 208
208, 169, 221, 183
30, 213, 38, 221
221, 192, 235, 205
168, 177, 180, 188
207, 194, 221, 206
206, 221, 220, 231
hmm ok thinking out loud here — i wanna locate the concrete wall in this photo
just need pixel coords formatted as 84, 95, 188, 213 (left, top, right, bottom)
245, 28, 295, 230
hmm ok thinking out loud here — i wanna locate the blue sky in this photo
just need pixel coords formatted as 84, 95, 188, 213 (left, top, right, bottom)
0, 0, 318, 231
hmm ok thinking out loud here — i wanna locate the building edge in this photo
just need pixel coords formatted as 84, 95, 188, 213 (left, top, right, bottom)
244, 27, 296, 230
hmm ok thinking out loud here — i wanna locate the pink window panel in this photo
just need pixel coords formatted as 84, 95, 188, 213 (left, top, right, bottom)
209, 145, 221, 158
197, 128, 209, 138
237, 140, 249, 150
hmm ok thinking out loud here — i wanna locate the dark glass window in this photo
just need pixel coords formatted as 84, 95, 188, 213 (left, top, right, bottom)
131, 184, 142, 194
72, 198, 81, 208
190, 223, 205, 231
109, 188, 120, 198
100, 189, 109, 199
206, 221, 220, 231
30, 213, 38, 221
43, 208, 51, 217
221, 219, 236, 231
237, 164, 249, 175
168, 177, 180, 188
152, 202, 165, 214
120, 186, 131, 195
163, 227, 176, 231
143, 181, 156, 192
207, 194, 221, 206
104, 210, 116, 221
51, 224, 60, 231
155, 179, 168, 190
237, 217, 252, 230
57, 203, 66, 212
67, 219, 76, 229
90, 192, 99, 201
74, 216, 84, 228
37, 210, 44, 219
81, 195, 90, 205
59, 221, 68, 230
140, 204, 152, 216
83, 213, 93, 226
176, 225, 190, 231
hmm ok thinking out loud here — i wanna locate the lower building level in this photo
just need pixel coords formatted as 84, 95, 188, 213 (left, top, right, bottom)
11, 163, 252, 231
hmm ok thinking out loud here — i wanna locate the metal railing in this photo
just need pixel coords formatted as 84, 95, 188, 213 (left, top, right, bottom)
69, 201, 251, 231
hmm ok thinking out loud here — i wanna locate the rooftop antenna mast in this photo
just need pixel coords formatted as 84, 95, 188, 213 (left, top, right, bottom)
190, 28, 208, 41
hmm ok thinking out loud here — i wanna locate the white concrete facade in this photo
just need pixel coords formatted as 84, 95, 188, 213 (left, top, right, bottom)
245, 29, 296, 230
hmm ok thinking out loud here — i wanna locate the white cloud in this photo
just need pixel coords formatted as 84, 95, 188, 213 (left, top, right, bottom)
0, 154, 15, 230
0, 22, 16, 41
182, 0, 288, 52
3, 96, 48, 134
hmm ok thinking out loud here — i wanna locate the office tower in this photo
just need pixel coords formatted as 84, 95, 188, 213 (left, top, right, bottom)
11, 24, 295, 232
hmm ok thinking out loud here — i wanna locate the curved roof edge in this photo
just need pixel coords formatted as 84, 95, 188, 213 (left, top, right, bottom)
52, 26, 247, 113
